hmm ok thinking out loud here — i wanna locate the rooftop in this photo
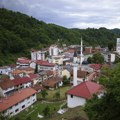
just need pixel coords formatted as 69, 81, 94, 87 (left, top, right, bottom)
67, 81, 102, 99
0, 88, 37, 112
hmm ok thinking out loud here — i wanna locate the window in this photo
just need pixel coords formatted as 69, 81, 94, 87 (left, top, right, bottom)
9, 106, 12, 109
33, 99, 35, 102
15, 109, 19, 112
71, 95, 73, 98
27, 97, 30, 100
10, 112, 13, 115
22, 105, 25, 108
32, 94, 35, 97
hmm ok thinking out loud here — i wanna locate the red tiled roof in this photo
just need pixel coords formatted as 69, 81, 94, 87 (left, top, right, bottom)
67, 81, 102, 99
0, 78, 14, 90
32, 84, 43, 91
13, 77, 32, 86
17, 59, 31, 64
28, 73, 38, 79
42, 77, 62, 88
0, 88, 37, 112
89, 64, 102, 70
36, 60, 55, 67
71, 70, 88, 78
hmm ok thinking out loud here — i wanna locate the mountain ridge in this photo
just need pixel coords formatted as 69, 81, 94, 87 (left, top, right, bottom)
0, 8, 120, 65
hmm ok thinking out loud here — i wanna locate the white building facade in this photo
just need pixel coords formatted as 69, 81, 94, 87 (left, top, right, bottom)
116, 38, 120, 55
67, 95, 86, 108
0, 88, 37, 117
49, 45, 59, 56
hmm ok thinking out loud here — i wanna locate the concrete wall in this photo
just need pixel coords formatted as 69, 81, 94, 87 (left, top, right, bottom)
67, 94, 86, 108
2, 94, 37, 116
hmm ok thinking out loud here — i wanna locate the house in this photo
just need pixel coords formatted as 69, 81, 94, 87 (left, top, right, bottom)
0, 78, 14, 97
32, 84, 44, 93
116, 38, 120, 55
0, 88, 37, 116
12, 77, 32, 90
38, 70, 54, 82
31, 49, 45, 61
51, 55, 63, 65
71, 69, 89, 85
61, 69, 71, 79
89, 64, 102, 72
84, 47, 93, 54
16, 57, 31, 68
27, 73, 39, 85
36, 60, 57, 75
0, 66, 12, 75
18, 67, 35, 74
9, 70, 25, 80
67, 81, 103, 108
42, 77, 63, 89
49, 45, 59, 56
102, 52, 115, 63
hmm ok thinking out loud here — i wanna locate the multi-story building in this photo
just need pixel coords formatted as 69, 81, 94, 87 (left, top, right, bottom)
116, 38, 120, 55
0, 88, 37, 116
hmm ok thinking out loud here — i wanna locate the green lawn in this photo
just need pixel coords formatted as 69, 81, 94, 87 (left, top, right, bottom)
11, 101, 63, 120
11, 86, 88, 120
37, 86, 70, 101
49, 106, 89, 120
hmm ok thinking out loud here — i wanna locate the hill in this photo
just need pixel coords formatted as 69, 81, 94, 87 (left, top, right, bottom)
0, 8, 120, 65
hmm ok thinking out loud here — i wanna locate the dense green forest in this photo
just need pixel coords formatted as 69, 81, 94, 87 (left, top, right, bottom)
0, 8, 120, 66
85, 63, 120, 120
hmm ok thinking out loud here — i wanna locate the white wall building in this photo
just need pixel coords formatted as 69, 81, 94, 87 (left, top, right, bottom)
0, 78, 14, 97
0, 88, 37, 117
31, 50, 45, 61
67, 81, 103, 108
0, 66, 12, 75
49, 45, 59, 56
116, 38, 120, 55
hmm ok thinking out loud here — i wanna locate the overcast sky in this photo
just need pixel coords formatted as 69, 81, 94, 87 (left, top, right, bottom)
0, 0, 120, 29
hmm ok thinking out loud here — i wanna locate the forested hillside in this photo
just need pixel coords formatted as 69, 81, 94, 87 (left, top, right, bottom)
0, 8, 120, 65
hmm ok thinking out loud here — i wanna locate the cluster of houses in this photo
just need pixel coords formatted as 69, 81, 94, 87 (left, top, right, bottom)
0, 38, 119, 117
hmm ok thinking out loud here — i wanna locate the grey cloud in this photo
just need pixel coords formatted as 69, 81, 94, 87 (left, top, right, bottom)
0, 0, 120, 28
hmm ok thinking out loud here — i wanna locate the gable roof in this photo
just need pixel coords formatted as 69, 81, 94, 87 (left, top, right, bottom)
36, 60, 55, 67
71, 70, 88, 78
0, 78, 14, 90
17, 59, 31, 64
0, 88, 37, 112
28, 73, 39, 79
89, 64, 102, 70
42, 77, 62, 88
67, 81, 102, 99
13, 77, 32, 86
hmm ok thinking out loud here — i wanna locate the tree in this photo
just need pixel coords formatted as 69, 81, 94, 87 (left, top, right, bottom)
41, 90, 48, 99
0, 114, 11, 120
92, 52, 104, 64
108, 42, 114, 51
85, 63, 120, 120
63, 75, 70, 85
53, 91, 60, 100
87, 57, 92, 63
34, 64, 38, 73
42, 106, 50, 117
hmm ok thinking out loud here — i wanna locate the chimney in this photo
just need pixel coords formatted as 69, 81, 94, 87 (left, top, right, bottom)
73, 63, 78, 86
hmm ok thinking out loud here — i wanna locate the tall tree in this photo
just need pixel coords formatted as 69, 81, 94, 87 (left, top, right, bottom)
41, 90, 48, 99
85, 63, 120, 120
92, 52, 104, 64
42, 106, 50, 117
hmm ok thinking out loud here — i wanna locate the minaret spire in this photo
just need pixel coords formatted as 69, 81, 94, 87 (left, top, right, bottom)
80, 37, 83, 66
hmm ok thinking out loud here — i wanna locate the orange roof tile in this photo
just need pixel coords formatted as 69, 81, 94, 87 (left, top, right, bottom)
0, 88, 37, 112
